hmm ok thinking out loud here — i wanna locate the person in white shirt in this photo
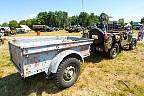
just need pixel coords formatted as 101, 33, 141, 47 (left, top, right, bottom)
138, 25, 144, 41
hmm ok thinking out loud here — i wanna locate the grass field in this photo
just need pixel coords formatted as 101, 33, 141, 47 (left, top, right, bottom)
0, 30, 144, 96
11, 30, 81, 37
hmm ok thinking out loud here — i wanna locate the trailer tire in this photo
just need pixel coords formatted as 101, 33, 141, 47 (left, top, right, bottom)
108, 43, 119, 59
129, 38, 137, 50
55, 58, 80, 88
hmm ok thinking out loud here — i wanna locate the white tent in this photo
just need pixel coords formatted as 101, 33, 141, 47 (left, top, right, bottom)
16, 25, 31, 33
124, 23, 132, 27
20, 25, 31, 32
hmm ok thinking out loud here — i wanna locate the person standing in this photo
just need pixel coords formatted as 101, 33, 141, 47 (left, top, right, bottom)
138, 25, 144, 41
0, 28, 4, 37
142, 25, 144, 40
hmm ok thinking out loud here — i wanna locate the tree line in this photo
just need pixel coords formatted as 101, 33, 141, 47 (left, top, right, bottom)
0, 11, 100, 29
0, 11, 143, 29
141, 17, 144, 24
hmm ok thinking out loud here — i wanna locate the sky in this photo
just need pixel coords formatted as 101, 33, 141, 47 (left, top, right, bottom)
0, 0, 144, 23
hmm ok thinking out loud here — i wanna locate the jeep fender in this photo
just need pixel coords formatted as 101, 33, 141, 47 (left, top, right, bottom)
50, 50, 84, 73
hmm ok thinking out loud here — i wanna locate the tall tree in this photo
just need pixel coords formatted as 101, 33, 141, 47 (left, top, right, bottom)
1, 22, 9, 27
19, 20, 26, 25
62, 11, 68, 28
141, 17, 144, 24
88, 13, 99, 26
118, 18, 125, 27
78, 12, 89, 27
25, 19, 41, 28
69, 16, 79, 26
54, 11, 68, 28
47, 11, 56, 27
55, 11, 62, 27
26, 19, 33, 28
130, 21, 134, 25
9, 20, 18, 29
113, 21, 118, 24
36, 11, 68, 28
37, 12, 48, 25
33, 18, 42, 25
130, 21, 134, 29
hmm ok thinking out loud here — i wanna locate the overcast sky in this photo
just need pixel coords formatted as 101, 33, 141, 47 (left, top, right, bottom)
0, 0, 143, 23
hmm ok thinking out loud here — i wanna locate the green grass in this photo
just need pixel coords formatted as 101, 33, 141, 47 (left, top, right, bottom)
0, 30, 144, 96
9, 30, 81, 37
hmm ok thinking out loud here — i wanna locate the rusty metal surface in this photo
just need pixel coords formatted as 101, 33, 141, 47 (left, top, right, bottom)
9, 36, 93, 78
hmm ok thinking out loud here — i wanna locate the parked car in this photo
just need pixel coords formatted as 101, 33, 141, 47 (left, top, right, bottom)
52, 27, 59, 31
68, 26, 76, 32
16, 28, 27, 33
33, 25, 54, 32
65, 27, 69, 31
68, 25, 83, 33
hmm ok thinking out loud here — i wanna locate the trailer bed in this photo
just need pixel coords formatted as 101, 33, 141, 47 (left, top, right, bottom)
9, 36, 93, 77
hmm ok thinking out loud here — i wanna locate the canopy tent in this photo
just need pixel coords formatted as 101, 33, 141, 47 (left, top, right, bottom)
124, 23, 132, 27
133, 22, 143, 26
20, 25, 31, 31
16, 25, 31, 33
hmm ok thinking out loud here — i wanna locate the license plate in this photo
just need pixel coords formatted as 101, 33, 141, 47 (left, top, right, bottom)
92, 35, 98, 39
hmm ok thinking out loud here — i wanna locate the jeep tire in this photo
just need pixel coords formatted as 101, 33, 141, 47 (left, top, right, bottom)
129, 38, 137, 50
108, 43, 120, 59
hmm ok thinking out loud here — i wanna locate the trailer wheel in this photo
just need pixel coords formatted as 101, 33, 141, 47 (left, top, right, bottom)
55, 58, 80, 88
129, 38, 137, 50
108, 43, 119, 59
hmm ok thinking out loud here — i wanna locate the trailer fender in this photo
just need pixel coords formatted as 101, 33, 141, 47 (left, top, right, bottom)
50, 50, 84, 73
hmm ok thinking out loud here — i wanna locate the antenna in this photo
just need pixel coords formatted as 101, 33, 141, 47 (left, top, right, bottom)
81, 0, 85, 37
82, 0, 84, 12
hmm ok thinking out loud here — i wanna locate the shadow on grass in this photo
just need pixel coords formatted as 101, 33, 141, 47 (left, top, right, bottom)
0, 52, 111, 96
0, 73, 63, 96
84, 52, 109, 63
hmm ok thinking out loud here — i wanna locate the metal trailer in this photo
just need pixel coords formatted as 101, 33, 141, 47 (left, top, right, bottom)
9, 36, 93, 88
33, 25, 54, 32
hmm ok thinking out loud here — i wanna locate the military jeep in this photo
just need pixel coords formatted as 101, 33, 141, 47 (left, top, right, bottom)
83, 14, 137, 59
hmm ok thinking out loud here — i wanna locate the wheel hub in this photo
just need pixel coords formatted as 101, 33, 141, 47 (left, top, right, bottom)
112, 48, 117, 57
132, 42, 136, 49
63, 66, 75, 81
